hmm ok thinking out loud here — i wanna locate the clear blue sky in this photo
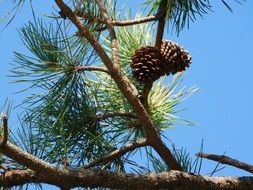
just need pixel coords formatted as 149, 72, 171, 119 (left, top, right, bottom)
0, 0, 253, 189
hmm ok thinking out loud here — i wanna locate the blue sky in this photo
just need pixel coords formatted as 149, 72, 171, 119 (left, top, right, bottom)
0, 0, 253, 188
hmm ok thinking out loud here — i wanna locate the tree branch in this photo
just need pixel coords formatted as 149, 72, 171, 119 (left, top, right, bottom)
0, 169, 42, 187
155, 0, 167, 50
141, 1, 168, 115
0, 140, 58, 178
83, 139, 148, 169
1, 115, 8, 146
110, 15, 158, 27
75, 65, 109, 74
95, 0, 119, 67
196, 152, 253, 174
142, 82, 152, 110
95, 112, 137, 121
2, 169, 253, 190
55, 0, 182, 171
75, 10, 158, 27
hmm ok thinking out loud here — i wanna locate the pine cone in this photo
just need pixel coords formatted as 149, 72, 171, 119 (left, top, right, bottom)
161, 40, 191, 75
131, 46, 164, 83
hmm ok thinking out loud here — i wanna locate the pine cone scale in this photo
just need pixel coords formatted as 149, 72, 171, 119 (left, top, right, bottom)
131, 46, 164, 83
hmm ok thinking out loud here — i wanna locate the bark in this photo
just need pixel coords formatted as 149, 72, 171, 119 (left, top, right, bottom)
0, 141, 59, 178
2, 169, 253, 190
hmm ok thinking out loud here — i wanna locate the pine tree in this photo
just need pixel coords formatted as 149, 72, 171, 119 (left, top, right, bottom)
0, 0, 251, 189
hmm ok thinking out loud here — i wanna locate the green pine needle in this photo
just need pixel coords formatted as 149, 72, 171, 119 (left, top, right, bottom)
144, 0, 212, 34
149, 73, 198, 130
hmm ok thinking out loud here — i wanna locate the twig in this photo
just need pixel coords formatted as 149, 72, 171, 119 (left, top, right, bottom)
75, 10, 158, 27
0, 164, 9, 171
141, 1, 168, 112
95, 112, 137, 121
55, 0, 182, 171
83, 139, 148, 169
196, 152, 253, 174
59, 158, 70, 168
75, 65, 109, 74
1, 115, 8, 146
111, 15, 158, 26
155, 0, 167, 50
95, 0, 119, 67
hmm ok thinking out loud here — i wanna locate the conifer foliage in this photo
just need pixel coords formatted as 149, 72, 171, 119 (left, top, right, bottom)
0, 0, 248, 189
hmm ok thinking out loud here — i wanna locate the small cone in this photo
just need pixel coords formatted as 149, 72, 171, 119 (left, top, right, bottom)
160, 40, 191, 75
131, 46, 164, 83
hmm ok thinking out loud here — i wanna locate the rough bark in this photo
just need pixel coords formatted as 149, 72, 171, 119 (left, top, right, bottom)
2, 169, 253, 190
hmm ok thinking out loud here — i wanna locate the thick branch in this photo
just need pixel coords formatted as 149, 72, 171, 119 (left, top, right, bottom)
0, 170, 42, 187
196, 152, 253, 174
83, 139, 148, 169
2, 169, 253, 190
55, 0, 181, 171
0, 141, 58, 178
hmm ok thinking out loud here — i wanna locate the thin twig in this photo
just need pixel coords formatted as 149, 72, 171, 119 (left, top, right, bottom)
95, 112, 137, 121
0, 164, 9, 171
1, 115, 8, 146
75, 10, 158, 27
83, 139, 148, 169
55, 0, 182, 171
111, 15, 158, 26
75, 65, 109, 74
95, 0, 119, 67
196, 152, 253, 174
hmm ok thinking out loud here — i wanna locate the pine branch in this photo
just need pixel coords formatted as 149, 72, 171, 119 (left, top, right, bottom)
75, 10, 158, 27
0, 169, 41, 187
1, 115, 8, 146
155, 0, 167, 50
74, 65, 109, 73
55, 0, 182, 171
142, 82, 152, 110
0, 140, 58, 177
0, 163, 9, 171
95, 0, 119, 67
196, 152, 253, 174
2, 169, 253, 190
111, 15, 158, 26
141, 0, 168, 112
95, 112, 137, 121
83, 139, 148, 169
